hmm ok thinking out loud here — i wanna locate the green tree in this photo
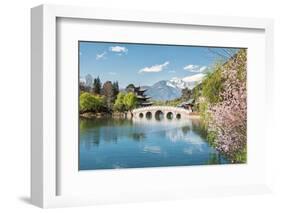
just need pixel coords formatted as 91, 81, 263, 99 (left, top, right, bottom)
80, 92, 104, 113
92, 76, 102, 95
125, 84, 135, 93
181, 88, 192, 101
113, 92, 126, 112
123, 92, 138, 111
112, 81, 119, 99
201, 66, 223, 104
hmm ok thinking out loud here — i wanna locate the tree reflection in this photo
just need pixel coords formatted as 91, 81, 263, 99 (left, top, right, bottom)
79, 117, 230, 169
207, 153, 222, 165
190, 119, 208, 139
80, 118, 148, 147
130, 132, 146, 142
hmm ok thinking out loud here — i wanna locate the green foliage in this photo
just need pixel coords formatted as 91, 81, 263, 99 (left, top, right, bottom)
92, 76, 102, 94
191, 84, 201, 100
198, 101, 211, 126
233, 145, 247, 163
201, 66, 223, 104
112, 81, 119, 98
80, 92, 104, 112
181, 88, 192, 101
113, 92, 138, 112
206, 131, 217, 146
123, 92, 138, 111
125, 84, 135, 92
113, 92, 126, 112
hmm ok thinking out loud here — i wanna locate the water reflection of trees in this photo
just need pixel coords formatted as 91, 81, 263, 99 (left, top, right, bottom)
207, 153, 222, 165
80, 118, 148, 148
80, 118, 133, 130
181, 126, 191, 135
189, 119, 208, 138
131, 132, 146, 142
80, 118, 210, 150
163, 119, 208, 143
80, 117, 229, 165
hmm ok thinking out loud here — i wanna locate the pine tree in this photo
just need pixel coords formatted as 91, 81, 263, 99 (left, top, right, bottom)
112, 81, 119, 99
125, 84, 135, 93
92, 76, 102, 94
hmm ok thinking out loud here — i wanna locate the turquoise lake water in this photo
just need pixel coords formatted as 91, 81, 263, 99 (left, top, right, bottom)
79, 117, 229, 170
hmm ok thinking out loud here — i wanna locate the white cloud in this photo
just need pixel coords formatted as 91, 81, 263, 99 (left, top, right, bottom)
168, 70, 176, 73
199, 66, 207, 72
139, 61, 170, 73
184, 64, 198, 70
96, 51, 107, 60
109, 46, 128, 54
183, 64, 207, 73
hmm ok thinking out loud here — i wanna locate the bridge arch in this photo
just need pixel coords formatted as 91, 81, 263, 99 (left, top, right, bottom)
166, 112, 173, 119
155, 110, 164, 120
146, 111, 152, 119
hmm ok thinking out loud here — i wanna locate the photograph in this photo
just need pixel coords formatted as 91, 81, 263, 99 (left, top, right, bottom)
78, 41, 247, 170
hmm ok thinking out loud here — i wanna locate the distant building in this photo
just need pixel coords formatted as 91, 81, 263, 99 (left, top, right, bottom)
177, 99, 195, 111
134, 86, 152, 107
126, 85, 152, 107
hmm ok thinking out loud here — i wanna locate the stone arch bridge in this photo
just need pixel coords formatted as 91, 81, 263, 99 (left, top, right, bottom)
132, 106, 191, 120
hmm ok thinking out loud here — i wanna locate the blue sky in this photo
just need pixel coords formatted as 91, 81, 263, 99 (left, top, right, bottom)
79, 41, 240, 88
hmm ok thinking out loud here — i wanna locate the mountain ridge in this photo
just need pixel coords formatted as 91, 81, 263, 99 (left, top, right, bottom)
144, 73, 205, 101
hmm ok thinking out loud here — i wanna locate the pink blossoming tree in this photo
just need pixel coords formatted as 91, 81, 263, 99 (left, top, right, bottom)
203, 50, 247, 162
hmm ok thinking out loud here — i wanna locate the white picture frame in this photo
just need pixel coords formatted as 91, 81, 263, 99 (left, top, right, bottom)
31, 4, 274, 208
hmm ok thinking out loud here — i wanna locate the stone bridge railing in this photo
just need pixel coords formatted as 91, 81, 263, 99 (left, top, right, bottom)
132, 106, 191, 120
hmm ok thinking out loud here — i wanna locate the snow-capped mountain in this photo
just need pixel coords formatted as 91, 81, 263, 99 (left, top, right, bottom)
169, 73, 205, 90
145, 73, 205, 100
145, 80, 182, 101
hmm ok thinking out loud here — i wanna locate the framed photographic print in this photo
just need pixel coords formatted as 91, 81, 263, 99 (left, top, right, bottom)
31, 4, 274, 208
78, 41, 245, 170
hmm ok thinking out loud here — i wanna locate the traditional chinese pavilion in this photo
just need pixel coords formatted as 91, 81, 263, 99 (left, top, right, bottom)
134, 86, 152, 107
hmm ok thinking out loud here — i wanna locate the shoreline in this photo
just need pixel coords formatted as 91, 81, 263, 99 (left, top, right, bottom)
80, 111, 128, 119
80, 111, 201, 120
